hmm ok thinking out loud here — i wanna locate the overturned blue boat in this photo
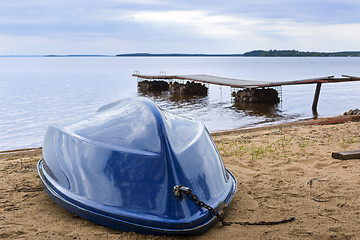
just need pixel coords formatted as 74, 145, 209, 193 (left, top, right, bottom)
38, 97, 237, 235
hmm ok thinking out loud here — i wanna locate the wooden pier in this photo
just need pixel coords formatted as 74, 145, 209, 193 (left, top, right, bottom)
133, 73, 360, 115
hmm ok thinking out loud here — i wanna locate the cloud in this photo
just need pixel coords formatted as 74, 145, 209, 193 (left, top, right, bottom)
1, 0, 360, 54
114, 9, 360, 46
193, 0, 360, 24
112, 10, 246, 38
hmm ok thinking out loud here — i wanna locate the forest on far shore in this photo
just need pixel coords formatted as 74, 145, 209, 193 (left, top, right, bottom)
243, 50, 360, 57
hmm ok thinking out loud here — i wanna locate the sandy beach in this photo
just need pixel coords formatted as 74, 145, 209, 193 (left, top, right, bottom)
1, 117, 359, 239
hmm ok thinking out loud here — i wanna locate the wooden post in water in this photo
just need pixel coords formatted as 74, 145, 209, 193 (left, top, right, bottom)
312, 82, 322, 116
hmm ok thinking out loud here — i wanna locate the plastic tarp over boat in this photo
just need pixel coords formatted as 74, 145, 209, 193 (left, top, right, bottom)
37, 97, 237, 235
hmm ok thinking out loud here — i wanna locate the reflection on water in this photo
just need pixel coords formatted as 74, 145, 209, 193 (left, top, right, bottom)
232, 101, 281, 118
138, 88, 307, 132
139, 88, 302, 131
138, 90, 207, 102
138, 89, 285, 120
138, 90, 209, 109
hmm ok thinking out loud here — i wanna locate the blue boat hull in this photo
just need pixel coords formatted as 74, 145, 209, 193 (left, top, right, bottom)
38, 159, 236, 235
38, 97, 237, 235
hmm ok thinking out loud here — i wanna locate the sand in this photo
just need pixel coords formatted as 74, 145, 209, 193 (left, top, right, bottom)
1, 119, 359, 239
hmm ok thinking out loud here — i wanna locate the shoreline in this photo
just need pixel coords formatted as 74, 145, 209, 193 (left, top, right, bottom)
1, 114, 359, 154
212, 114, 360, 136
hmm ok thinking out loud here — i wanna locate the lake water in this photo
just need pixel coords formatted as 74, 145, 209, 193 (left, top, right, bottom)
1, 57, 360, 151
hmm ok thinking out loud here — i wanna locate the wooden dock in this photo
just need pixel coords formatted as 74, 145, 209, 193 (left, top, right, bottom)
133, 73, 360, 114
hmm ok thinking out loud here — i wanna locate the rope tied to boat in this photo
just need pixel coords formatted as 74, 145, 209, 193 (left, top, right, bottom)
173, 185, 295, 227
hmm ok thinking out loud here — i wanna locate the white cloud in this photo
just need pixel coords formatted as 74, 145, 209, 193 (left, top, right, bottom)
112, 10, 264, 38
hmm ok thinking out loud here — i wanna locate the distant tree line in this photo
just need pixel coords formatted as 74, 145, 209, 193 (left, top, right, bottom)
243, 50, 360, 57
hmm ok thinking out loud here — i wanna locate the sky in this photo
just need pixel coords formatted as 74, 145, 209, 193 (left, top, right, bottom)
1, 0, 360, 55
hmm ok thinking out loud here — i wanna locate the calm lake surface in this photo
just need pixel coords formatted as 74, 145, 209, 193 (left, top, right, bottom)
1, 57, 360, 151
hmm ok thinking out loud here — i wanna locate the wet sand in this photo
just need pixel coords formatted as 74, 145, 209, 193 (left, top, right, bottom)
1, 118, 359, 239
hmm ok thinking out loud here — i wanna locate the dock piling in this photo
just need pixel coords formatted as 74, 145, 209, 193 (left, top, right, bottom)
312, 82, 322, 116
